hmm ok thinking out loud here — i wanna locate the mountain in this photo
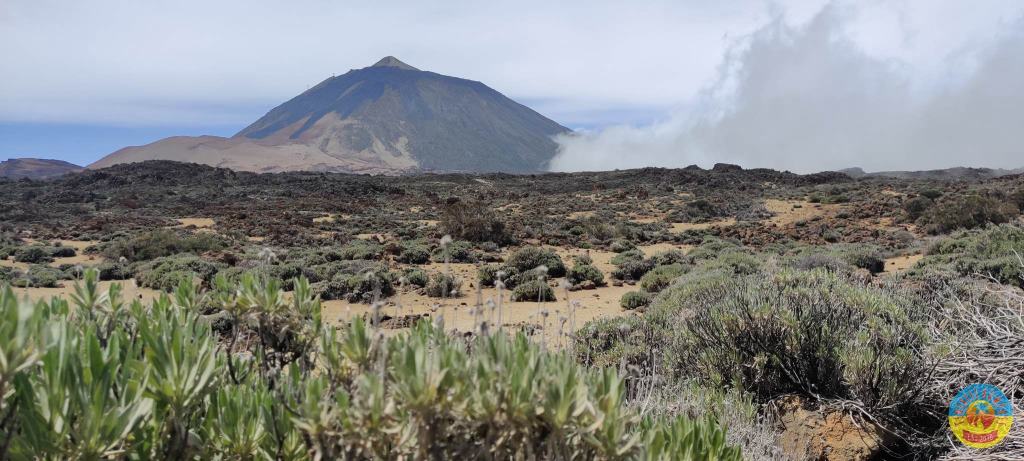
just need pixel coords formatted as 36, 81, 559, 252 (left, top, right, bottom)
91, 57, 571, 174
841, 166, 1024, 180
0, 158, 83, 179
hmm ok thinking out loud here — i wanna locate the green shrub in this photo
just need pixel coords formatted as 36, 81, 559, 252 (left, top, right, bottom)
309, 260, 380, 283
431, 240, 477, 263
639, 264, 687, 293
790, 253, 850, 273
135, 255, 223, 291
102, 229, 224, 262
620, 291, 651, 310
918, 224, 1024, 287
650, 250, 688, 266
687, 237, 740, 262
566, 264, 604, 287
439, 198, 512, 244
338, 271, 395, 303
574, 316, 653, 368
49, 246, 76, 258
0, 272, 741, 460
338, 240, 383, 260
903, 196, 933, 221
477, 264, 499, 287
674, 268, 933, 411
16, 266, 65, 288
96, 261, 131, 280
700, 251, 763, 276
612, 259, 655, 281
571, 252, 594, 266
396, 242, 431, 264
425, 272, 462, 298
401, 268, 429, 287
13, 246, 52, 264
917, 194, 1018, 234
610, 249, 644, 266
511, 279, 556, 302
609, 239, 636, 253
505, 246, 566, 277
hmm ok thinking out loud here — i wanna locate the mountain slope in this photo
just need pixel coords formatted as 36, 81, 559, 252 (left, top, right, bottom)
0, 158, 83, 179
91, 57, 570, 174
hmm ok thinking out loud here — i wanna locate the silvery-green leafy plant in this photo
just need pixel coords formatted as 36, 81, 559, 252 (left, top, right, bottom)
0, 269, 740, 461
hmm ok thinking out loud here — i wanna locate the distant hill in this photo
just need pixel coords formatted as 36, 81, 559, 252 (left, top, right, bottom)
0, 158, 83, 179
91, 57, 570, 174
840, 166, 1024, 180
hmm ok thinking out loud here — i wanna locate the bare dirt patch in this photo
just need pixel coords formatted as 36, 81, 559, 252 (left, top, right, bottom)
322, 257, 635, 344
764, 200, 841, 226
883, 253, 923, 273
174, 217, 215, 228
2, 240, 101, 269
18, 278, 163, 304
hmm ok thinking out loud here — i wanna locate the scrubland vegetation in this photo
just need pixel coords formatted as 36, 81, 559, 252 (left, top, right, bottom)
1, 161, 1023, 459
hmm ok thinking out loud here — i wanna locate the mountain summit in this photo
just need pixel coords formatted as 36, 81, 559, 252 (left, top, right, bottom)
91, 57, 570, 174
371, 56, 419, 70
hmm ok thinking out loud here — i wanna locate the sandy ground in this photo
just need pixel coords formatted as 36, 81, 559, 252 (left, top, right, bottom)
14, 278, 164, 304
10, 242, 655, 346
764, 199, 841, 226
174, 217, 215, 228
883, 253, 923, 273
322, 248, 645, 344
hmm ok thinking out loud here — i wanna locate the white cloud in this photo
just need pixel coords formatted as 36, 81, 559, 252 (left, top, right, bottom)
551, 1, 1024, 172
0, 0, 804, 126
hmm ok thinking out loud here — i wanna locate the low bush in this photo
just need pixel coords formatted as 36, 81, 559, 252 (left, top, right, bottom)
13, 246, 52, 264
401, 268, 429, 287
425, 272, 462, 298
396, 241, 431, 264
49, 246, 76, 258
511, 279, 556, 302
790, 244, 884, 274
700, 251, 763, 276
505, 246, 566, 277
612, 259, 655, 281
639, 264, 687, 293
918, 224, 1024, 287
610, 249, 644, 266
102, 229, 225, 262
620, 291, 651, 310
96, 261, 132, 280
308, 260, 380, 284
650, 250, 688, 266
337, 239, 383, 260
135, 255, 223, 291
566, 264, 604, 287
675, 268, 934, 411
917, 194, 1018, 234
903, 196, 933, 221
609, 239, 636, 252
439, 198, 512, 244
12, 265, 66, 288
431, 239, 477, 263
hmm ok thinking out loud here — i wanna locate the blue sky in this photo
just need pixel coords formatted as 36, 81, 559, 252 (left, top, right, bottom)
0, 123, 240, 166
2, 0, 1023, 171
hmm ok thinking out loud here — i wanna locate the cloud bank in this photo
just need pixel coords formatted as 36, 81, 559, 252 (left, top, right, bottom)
550, 4, 1024, 173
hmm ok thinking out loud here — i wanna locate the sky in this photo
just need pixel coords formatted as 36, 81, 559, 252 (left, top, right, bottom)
1, 0, 1023, 171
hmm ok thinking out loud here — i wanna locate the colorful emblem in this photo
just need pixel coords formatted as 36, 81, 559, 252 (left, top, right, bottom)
948, 384, 1013, 449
